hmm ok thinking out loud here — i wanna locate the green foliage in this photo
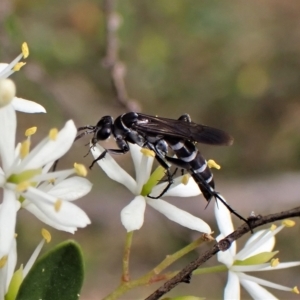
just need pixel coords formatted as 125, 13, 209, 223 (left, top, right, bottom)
16, 240, 84, 300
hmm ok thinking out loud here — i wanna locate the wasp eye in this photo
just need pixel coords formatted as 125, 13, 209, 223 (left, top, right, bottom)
97, 127, 111, 140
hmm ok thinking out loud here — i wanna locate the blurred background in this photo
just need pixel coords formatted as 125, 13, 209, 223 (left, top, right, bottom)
1, 0, 300, 299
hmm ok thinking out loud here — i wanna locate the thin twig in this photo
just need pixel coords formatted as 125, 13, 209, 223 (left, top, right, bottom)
122, 231, 133, 282
145, 206, 300, 300
102, 0, 141, 112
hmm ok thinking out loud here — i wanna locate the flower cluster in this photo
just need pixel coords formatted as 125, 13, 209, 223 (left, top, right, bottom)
0, 43, 92, 299
215, 201, 300, 299
0, 43, 45, 113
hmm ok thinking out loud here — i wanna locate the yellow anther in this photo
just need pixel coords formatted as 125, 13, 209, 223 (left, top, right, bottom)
74, 163, 87, 177
207, 159, 221, 170
181, 174, 190, 185
282, 219, 295, 228
271, 258, 279, 267
54, 199, 62, 212
293, 286, 299, 294
270, 224, 277, 231
41, 228, 51, 243
140, 148, 155, 157
0, 256, 8, 268
25, 127, 37, 137
14, 233, 18, 238
12, 62, 26, 71
49, 128, 58, 140
22, 42, 29, 58
48, 178, 55, 184
20, 140, 30, 159
16, 181, 30, 192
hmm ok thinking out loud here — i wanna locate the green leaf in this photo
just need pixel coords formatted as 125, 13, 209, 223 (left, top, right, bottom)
16, 240, 84, 300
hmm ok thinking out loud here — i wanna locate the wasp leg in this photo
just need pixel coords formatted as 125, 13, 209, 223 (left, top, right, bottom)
75, 126, 97, 141
147, 168, 178, 199
165, 156, 252, 231
192, 171, 253, 232
89, 148, 127, 169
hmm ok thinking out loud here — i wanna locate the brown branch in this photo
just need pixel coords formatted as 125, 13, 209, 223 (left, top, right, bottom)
145, 206, 300, 300
102, 0, 141, 112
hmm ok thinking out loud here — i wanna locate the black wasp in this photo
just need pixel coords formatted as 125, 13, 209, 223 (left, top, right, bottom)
77, 112, 249, 225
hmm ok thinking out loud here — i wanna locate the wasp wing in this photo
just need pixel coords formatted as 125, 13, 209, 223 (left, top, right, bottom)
133, 113, 233, 146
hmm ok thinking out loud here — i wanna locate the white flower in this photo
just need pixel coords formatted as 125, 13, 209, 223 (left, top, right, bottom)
0, 42, 45, 113
2, 229, 51, 300
0, 104, 91, 260
215, 201, 300, 299
91, 143, 211, 234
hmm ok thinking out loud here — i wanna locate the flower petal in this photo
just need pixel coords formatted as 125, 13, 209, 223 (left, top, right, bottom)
240, 278, 279, 299
22, 187, 91, 229
231, 263, 270, 273
120, 196, 146, 231
5, 237, 17, 291
0, 190, 18, 257
129, 143, 154, 193
235, 229, 275, 261
152, 175, 201, 198
239, 272, 294, 293
214, 199, 234, 237
224, 271, 240, 300
217, 237, 235, 267
215, 199, 236, 258
245, 229, 275, 252
48, 177, 92, 201
147, 198, 211, 233
0, 264, 6, 300
257, 261, 300, 271
91, 144, 137, 194
24, 203, 79, 233
17, 120, 77, 171
0, 105, 16, 172
12, 97, 46, 113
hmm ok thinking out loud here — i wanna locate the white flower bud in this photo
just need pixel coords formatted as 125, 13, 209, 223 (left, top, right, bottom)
0, 79, 16, 108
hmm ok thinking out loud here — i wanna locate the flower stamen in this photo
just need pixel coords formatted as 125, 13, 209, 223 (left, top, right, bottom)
25, 127, 37, 137
49, 128, 58, 140
282, 219, 295, 227
12, 62, 26, 71
20, 140, 30, 159
0, 255, 8, 268
74, 163, 87, 177
41, 228, 51, 243
181, 174, 190, 185
207, 159, 221, 170
54, 199, 62, 212
22, 42, 29, 58
140, 148, 155, 157
16, 181, 31, 192
271, 258, 279, 267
